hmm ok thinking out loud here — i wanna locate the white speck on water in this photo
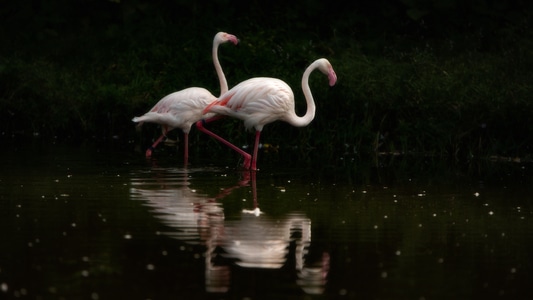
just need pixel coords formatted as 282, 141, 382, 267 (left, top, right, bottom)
418, 223, 423, 227
374, 225, 379, 229
91, 292, 99, 300
71, 223, 76, 228
384, 215, 388, 219
82, 256, 89, 262
146, 264, 155, 271
191, 189, 196, 193
1, 282, 8, 292
511, 268, 517, 273
162, 250, 168, 256
437, 258, 444, 263
362, 190, 367, 194
395, 250, 401, 256
489, 211, 494, 216
432, 213, 437, 217
381, 271, 388, 278
124, 234, 132, 239
82, 270, 89, 277
474, 192, 480, 197
280, 188, 286, 192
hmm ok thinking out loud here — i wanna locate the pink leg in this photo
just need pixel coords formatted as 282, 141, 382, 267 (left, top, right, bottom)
146, 134, 166, 157
183, 133, 189, 166
250, 171, 257, 207
196, 118, 252, 169
251, 130, 261, 171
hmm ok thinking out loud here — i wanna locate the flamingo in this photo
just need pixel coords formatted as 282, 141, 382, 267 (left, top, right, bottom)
196, 58, 337, 170
132, 32, 238, 162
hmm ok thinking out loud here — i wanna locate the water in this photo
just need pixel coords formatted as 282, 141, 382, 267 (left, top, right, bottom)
0, 142, 532, 299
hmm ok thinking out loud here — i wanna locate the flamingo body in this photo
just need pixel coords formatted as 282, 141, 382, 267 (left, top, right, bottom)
204, 78, 294, 132
133, 87, 216, 134
133, 32, 238, 161
198, 58, 337, 170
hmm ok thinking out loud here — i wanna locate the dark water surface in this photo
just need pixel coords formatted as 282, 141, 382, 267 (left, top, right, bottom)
0, 143, 532, 299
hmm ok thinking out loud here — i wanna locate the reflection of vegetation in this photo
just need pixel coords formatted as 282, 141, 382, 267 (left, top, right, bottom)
291, 156, 532, 299
0, 0, 531, 161
1, 144, 531, 297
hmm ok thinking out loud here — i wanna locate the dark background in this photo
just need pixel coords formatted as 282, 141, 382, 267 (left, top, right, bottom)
1, 0, 531, 161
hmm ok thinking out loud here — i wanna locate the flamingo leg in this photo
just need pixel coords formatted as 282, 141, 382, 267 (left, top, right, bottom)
250, 171, 257, 207
196, 118, 252, 169
183, 133, 189, 166
146, 134, 166, 158
251, 130, 261, 171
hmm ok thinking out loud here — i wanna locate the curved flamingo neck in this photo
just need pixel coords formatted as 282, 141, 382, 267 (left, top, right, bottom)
286, 62, 318, 127
212, 40, 228, 96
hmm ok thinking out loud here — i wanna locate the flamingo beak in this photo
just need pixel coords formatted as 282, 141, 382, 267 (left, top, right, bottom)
328, 68, 337, 86
228, 34, 239, 45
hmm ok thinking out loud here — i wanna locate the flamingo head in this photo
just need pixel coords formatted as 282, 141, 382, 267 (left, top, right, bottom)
215, 32, 239, 46
315, 58, 337, 87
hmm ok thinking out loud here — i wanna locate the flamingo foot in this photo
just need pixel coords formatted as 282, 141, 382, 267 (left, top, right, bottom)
145, 147, 154, 158
242, 154, 252, 170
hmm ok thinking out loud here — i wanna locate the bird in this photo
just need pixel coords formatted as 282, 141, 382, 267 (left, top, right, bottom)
196, 58, 337, 170
132, 32, 239, 163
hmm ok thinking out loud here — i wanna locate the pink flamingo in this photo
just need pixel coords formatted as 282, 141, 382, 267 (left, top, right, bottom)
132, 32, 238, 162
196, 58, 337, 170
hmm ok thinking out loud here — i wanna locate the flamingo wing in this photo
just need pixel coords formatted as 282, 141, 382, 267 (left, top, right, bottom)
203, 78, 294, 130
133, 87, 216, 132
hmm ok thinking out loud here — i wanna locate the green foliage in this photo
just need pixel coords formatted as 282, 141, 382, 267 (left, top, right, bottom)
0, 0, 531, 162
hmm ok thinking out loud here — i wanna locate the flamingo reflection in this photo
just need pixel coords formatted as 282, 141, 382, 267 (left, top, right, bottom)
130, 168, 328, 294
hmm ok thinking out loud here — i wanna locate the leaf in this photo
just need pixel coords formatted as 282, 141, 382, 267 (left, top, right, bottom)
406, 8, 429, 20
